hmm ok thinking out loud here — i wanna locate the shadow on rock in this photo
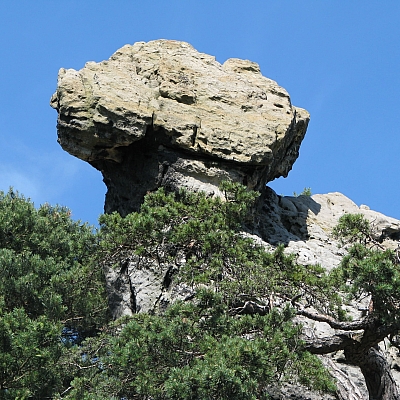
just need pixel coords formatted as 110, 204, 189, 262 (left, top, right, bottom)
257, 186, 321, 245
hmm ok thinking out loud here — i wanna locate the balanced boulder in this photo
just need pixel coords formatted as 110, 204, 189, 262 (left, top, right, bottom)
51, 40, 309, 215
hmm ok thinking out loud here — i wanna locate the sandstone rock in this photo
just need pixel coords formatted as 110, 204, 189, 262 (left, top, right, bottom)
51, 39, 309, 215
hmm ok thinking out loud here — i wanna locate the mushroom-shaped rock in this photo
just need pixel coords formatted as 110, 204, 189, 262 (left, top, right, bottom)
51, 40, 309, 215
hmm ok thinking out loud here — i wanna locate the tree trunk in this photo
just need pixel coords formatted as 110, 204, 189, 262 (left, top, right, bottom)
346, 345, 400, 400
321, 358, 364, 400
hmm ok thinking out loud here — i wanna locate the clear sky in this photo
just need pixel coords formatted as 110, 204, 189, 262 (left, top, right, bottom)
1, 1, 399, 226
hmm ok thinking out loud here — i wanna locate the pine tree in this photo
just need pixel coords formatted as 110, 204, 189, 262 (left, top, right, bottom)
62, 183, 335, 399
0, 189, 108, 398
3, 184, 399, 399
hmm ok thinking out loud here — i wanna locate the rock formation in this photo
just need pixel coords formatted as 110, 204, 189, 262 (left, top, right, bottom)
51, 41, 400, 398
50, 39, 309, 215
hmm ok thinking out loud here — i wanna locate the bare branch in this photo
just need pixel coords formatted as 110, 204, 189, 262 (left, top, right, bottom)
297, 308, 370, 330
60, 386, 73, 397
61, 316, 84, 324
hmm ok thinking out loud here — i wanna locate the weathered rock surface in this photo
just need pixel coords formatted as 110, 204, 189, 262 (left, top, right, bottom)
257, 189, 400, 398
259, 189, 400, 269
51, 39, 309, 215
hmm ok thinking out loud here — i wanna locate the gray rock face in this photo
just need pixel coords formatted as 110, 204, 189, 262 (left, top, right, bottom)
50, 39, 309, 215
103, 253, 194, 319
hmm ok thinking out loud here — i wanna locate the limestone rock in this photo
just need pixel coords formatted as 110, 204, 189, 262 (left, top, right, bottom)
51, 39, 309, 215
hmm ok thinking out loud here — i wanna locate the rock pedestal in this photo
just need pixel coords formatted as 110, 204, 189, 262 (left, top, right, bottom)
51, 40, 309, 215
51, 40, 400, 399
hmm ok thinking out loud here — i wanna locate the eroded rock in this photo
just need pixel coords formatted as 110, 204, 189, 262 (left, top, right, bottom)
51, 40, 400, 398
51, 39, 309, 215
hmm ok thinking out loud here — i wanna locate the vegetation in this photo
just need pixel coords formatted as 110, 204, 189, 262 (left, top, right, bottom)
0, 189, 108, 399
1, 184, 400, 399
293, 187, 312, 197
298, 213, 400, 399
65, 182, 335, 399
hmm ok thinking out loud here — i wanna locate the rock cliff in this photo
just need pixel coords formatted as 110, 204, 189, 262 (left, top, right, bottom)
50, 39, 309, 215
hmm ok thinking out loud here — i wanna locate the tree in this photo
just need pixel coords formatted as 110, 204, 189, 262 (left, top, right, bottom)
3, 184, 399, 399
73, 186, 400, 399
0, 189, 108, 399
296, 213, 400, 399
62, 182, 335, 399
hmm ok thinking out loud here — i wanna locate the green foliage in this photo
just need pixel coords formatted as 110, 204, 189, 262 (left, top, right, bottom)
98, 182, 340, 314
293, 187, 312, 197
63, 291, 334, 399
332, 213, 371, 245
0, 309, 61, 399
1, 184, 338, 398
0, 189, 108, 398
84, 182, 336, 398
332, 214, 400, 323
98, 181, 259, 255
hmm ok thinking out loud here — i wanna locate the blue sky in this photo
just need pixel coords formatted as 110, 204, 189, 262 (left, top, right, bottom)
1, 1, 399, 226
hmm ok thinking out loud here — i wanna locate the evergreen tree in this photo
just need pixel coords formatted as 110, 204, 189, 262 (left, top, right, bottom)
62, 183, 335, 399
2, 184, 399, 399
0, 190, 108, 398
297, 213, 400, 399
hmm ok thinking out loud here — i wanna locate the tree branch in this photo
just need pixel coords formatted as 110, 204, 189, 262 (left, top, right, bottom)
304, 333, 355, 354
297, 308, 370, 331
